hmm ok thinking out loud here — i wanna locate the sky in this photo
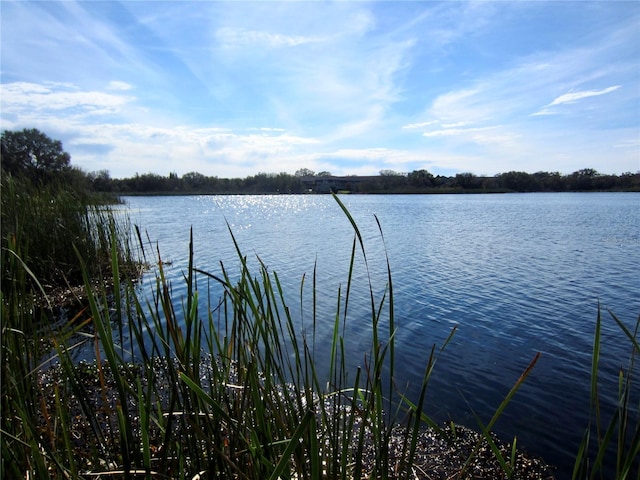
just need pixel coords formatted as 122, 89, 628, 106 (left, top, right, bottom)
1, 1, 638, 179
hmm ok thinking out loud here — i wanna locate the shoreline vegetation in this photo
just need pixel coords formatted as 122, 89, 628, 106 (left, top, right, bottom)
92, 168, 640, 196
2, 128, 639, 478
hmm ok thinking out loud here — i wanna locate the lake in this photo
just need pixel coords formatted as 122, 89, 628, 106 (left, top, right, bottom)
122, 192, 639, 479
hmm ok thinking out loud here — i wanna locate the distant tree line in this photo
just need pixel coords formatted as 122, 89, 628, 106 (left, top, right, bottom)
2, 128, 639, 195
97, 167, 640, 195
94, 171, 306, 194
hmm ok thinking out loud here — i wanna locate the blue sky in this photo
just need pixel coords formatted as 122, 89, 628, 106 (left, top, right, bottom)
1, 1, 638, 179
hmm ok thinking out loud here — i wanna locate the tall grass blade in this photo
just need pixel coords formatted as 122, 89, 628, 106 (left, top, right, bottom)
460, 352, 540, 477
267, 410, 315, 480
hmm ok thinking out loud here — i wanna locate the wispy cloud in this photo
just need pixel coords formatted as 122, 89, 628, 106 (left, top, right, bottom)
1, 82, 133, 115
0, 79, 323, 177
531, 85, 623, 115
422, 126, 496, 138
614, 138, 640, 149
402, 121, 438, 129
216, 27, 323, 48
311, 147, 430, 175
67, 122, 321, 178
405, 27, 635, 168
548, 85, 621, 106
248, 127, 287, 132
107, 81, 134, 91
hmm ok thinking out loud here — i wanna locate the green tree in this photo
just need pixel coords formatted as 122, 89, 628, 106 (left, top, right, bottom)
1, 128, 71, 179
132, 172, 170, 192
295, 168, 315, 177
570, 168, 600, 190
182, 171, 208, 191
88, 170, 113, 192
533, 171, 564, 191
454, 172, 479, 189
408, 169, 435, 188
498, 171, 535, 192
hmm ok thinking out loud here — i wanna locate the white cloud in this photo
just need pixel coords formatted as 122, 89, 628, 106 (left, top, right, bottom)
421, 124, 522, 152
614, 139, 640, 149
548, 85, 621, 106
1, 82, 133, 115
402, 121, 438, 129
107, 81, 134, 91
304, 147, 433, 175
529, 109, 556, 117
422, 126, 490, 138
0, 79, 324, 177
427, 88, 486, 125
532, 85, 623, 116
248, 127, 287, 132
326, 147, 398, 161
67, 122, 321, 177
216, 27, 323, 48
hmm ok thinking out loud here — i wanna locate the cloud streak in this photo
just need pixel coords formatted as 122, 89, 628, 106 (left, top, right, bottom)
548, 85, 621, 106
1, 82, 134, 117
216, 27, 324, 48
531, 85, 623, 115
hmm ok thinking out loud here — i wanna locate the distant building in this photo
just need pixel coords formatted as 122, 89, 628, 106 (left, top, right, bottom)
300, 176, 350, 193
299, 175, 368, 193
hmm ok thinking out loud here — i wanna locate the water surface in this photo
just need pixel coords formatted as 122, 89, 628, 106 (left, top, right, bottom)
124, 193, 640, 478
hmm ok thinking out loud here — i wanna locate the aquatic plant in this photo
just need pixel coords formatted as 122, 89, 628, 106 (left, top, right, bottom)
1, 172, 132, 304
572, 308, 640, 480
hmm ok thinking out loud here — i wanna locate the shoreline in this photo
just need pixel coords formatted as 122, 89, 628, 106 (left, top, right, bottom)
35, 358, 556, 479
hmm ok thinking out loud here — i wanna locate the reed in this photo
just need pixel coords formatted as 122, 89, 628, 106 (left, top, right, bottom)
572, 308, 640, 480
1, 172, 132, 299
1, 171, 135, 478
3, 192, 634, 479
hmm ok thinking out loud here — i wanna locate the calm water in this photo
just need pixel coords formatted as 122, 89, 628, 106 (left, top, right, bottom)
122, 193, 639, 479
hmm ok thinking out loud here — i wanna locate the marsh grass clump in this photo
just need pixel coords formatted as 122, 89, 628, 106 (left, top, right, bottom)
1, 172, 134, 306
